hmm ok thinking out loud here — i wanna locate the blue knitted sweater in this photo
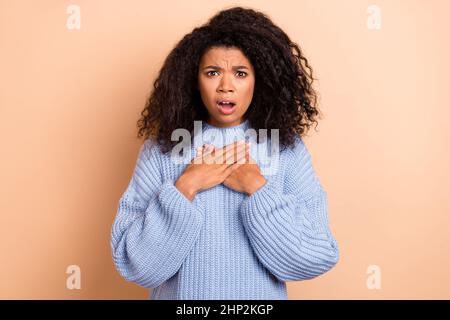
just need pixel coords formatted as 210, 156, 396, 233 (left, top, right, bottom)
110, 119, 339, 300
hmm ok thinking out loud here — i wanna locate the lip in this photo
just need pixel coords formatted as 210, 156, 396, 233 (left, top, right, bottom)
216, 100, 237, 115
216, 98, 236, 104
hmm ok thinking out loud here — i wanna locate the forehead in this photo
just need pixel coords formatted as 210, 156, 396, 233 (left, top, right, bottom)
200, 47, 252, 67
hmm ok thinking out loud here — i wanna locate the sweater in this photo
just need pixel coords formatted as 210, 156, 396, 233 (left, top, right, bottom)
110, 119, 339, 300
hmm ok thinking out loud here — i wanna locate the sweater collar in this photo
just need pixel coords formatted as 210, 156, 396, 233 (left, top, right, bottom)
202, 119, 250, 132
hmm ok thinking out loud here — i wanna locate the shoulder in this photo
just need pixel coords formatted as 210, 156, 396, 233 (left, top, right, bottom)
284, 135, 309, 163
282, 135, 322, 196
125, 138, 164, 201
132, 138, 164, 178
139, 138, 164, 161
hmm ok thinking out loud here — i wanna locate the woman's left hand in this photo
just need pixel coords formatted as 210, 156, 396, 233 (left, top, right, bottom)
198, 144, 266, 195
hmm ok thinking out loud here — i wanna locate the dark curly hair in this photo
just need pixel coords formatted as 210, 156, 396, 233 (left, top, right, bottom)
137, 6, 321, 154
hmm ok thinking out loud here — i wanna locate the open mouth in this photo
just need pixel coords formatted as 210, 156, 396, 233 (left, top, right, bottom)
216, 100, 236, 115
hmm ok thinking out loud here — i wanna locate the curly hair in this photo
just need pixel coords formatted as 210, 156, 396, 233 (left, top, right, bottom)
137, 6, 321, 154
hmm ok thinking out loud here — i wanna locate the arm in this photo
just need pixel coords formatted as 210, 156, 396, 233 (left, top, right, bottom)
239, 137, 339, 282
110, 140, 204, 288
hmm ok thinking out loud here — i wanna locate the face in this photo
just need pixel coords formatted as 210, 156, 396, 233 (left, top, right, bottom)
197, 46, 255, 128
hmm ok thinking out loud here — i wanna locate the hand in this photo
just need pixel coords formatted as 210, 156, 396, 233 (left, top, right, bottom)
223, 145, 266, 195
175, 140, 248, 201
203, 143, 267, 195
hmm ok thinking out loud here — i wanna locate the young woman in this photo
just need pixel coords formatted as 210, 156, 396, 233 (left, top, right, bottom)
111, 6, 339, 300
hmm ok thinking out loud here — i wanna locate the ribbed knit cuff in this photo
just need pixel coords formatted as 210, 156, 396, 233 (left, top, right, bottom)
241, 178, 332, 235
240, 177, 295, 217
299, 188, 333, 235
158, 179, 204, 223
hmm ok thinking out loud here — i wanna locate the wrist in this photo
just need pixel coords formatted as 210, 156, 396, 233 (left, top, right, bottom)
245, 175, 266, 196
175, 174, 199, 200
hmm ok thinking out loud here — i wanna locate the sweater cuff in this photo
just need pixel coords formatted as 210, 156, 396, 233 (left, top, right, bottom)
241, 177, 293, 215
240, 178, 331, 235
158, 179, 204, 222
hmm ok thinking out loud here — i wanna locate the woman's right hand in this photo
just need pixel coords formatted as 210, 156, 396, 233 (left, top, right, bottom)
175, 140, 249, 201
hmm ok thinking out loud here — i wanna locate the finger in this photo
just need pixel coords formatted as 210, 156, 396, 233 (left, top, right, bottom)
214, 140, 245, 159
211, 145, 226, 160
222, 140, 241, 150
222, 141, 246, 165
200, 144, 214, 157
223, 161, 243, 177
230, 142, 248, 164
203, 145, 219, 164
197, 144, 213, 153
202, 144, 212, 152
247, 151, 257, 164
236, 142, 251, 163
235, 141, 249, 163
193, 145, 205, 164
236, 144, 250, 164
208, 142, 232, 165
223, 140, 247, 164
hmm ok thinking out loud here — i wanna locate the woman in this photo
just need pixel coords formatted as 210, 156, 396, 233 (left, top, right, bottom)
111, 6, 339, 300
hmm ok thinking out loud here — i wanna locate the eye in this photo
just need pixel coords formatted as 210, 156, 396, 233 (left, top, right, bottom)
206, 71, 219, 76
236, 71, 247, 77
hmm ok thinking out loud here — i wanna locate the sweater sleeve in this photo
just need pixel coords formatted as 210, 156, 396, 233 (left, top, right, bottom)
110, 140, 204, 288
239, 137, 339, 282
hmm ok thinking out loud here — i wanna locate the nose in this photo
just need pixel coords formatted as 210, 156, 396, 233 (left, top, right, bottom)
217, 74, 234, 93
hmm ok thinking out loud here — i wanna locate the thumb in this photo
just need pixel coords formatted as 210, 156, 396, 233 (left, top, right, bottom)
204, 144, 215, 154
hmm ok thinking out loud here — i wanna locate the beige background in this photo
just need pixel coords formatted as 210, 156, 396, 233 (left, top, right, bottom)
1, 0, 449, 299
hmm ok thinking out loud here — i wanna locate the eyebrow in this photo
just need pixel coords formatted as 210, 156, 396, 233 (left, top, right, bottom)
202, 65, 250, 71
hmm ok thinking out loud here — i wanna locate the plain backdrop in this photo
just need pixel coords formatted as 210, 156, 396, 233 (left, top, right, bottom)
1, 0, 449, 299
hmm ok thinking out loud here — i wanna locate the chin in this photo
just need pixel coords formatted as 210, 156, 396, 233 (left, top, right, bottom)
212, 115, 240, 123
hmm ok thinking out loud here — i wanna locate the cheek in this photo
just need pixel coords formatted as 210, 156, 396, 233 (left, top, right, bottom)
199, 79, 216, 96
243, 80, 255, 98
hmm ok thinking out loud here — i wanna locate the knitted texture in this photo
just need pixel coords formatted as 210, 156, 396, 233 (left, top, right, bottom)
110, 119, 339, 300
